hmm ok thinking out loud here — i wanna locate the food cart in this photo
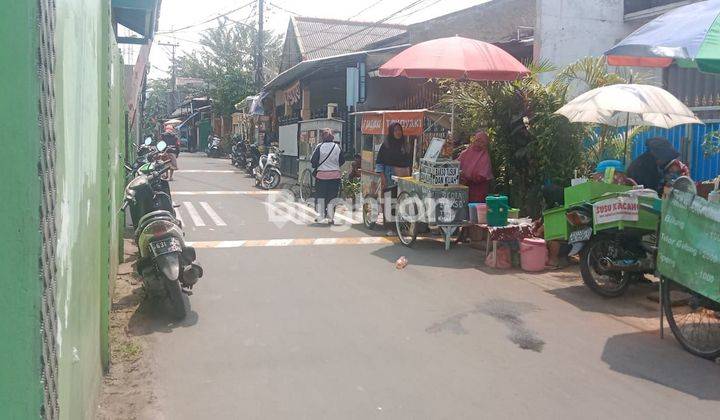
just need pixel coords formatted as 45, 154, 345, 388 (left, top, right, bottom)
353, 109, 468, 250
658, 187, 720, 360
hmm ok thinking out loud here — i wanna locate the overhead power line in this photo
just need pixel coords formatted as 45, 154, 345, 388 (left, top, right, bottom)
303, 0, 426, 56
267, 1, 299, 16
295, 0, 389, 41
349, 0, 386, 20
156, 0, 256, 34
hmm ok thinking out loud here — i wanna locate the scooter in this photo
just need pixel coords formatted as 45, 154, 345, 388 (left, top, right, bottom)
245, 143, 261, 176
207, 136, 222, 158
253, 146, 283, 190
230, 138, 245, 168
121, 158, 202, 319
125, 141, 175, 227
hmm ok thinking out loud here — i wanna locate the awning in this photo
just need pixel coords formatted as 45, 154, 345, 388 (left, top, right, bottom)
263, 44, 409, 91
112, 0, 161, 45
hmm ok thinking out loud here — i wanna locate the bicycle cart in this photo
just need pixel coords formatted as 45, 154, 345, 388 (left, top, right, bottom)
353, 109, 452, 229
658, 188, 720, 359
395, 176, 469, 250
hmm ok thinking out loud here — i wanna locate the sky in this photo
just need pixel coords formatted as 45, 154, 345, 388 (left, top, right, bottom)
138, 0, 488, 79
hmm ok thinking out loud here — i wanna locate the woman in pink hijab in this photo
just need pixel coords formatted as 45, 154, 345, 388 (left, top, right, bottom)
458, 131, 494, 202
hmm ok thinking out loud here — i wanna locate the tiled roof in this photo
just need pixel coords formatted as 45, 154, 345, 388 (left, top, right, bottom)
292, 16, 407, 60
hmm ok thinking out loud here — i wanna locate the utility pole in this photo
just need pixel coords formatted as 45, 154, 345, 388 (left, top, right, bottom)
255, 0, 264, 90
158, 41, 180, 113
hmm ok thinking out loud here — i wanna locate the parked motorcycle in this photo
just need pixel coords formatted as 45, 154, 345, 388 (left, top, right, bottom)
207, 135, 222, 158
245, 143, 261, 176
121, 147, 202, 319
125, 141, 175, 226
230, 137, 246, 168
253, 146, 283, 190
568, 177, 694, 298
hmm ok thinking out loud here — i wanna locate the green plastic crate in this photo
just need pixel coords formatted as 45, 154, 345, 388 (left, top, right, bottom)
543, 206, 568, 240
564, 181, 631, 208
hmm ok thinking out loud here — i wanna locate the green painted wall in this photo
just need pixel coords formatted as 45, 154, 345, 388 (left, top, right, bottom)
55, 0, 127, 418
0, 0, 130, 416
0, 1, 44, 418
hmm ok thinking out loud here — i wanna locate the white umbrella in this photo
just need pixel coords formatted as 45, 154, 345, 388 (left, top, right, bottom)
556, 84, 701, 128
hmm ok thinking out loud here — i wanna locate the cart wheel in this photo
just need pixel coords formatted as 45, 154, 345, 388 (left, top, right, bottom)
299, 169, 315, 203
362, 196, 378, 229
396, 192, 419, 246
663, 278, 720, 360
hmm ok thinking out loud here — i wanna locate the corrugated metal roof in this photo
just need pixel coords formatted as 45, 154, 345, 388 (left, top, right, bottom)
264, 45, 409, 91
292, 16, 407, 60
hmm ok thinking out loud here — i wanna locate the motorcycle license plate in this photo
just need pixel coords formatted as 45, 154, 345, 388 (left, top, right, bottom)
568, 227, 592, 244
149, 237, 181, 257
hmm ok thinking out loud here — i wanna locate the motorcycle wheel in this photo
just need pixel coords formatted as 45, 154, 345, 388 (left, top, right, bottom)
166, 279, 189, 320
663, 279, 720, 360
262, 171, 281, 190
579, 236, 631, 298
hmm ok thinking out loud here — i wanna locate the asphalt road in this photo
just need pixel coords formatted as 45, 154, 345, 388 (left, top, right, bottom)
142, 154, 720, 419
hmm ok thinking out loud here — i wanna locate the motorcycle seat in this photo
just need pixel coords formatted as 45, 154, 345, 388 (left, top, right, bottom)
135, 210, 178, 236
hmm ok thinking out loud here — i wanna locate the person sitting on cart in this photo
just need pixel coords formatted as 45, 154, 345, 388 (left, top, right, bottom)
627, 137, 684, 194
375, 122, 412, 235
458, 130, 494, 203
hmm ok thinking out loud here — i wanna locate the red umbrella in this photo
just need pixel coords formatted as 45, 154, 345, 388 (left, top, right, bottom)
379, 36, 530, 81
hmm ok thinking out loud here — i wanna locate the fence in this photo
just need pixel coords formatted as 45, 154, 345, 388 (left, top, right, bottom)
631, 112, 720, 181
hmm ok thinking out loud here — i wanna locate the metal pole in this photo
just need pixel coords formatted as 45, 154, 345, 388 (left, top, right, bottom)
255, 0, 265, 89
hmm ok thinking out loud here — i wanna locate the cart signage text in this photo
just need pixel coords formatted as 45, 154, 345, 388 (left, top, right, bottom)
593, 196, 639, 224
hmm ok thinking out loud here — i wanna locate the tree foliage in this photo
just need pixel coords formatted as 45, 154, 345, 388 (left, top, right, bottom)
442, 57, 643, 216
174, 19, 282, 117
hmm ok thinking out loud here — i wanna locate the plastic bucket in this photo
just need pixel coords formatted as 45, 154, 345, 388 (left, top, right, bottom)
520, 238, 547, 272
476, 203, 488, 224
468, 203, 480, 223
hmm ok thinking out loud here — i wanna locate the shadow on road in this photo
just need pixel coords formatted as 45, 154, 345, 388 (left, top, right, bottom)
602, 330, 720, 400
127, 295, 199, 336
546, 283, 659, 319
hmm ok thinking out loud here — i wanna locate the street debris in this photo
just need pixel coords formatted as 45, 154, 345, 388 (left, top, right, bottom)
395, 256, 408, 269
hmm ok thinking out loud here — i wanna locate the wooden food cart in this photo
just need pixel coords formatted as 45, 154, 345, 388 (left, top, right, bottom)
353, 109, 467, 249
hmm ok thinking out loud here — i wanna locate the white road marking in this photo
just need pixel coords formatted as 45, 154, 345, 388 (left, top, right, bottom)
174, 206, 184, 226
183, 202, 206, 227
265, 239, 294, 247
263, 202, 307, 226
278, 202, 317, 223
199, 202, 227, 226
187, 236, 399, 248
174, 190, 280, 195
294, 201, 361, 224
175, 170, 241, 173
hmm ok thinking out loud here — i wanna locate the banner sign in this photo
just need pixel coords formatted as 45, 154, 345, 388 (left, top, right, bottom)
384, 111, 424, 136
657, 190, 720, 303
361, 114, 384, 135
593, 196, 639, 224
